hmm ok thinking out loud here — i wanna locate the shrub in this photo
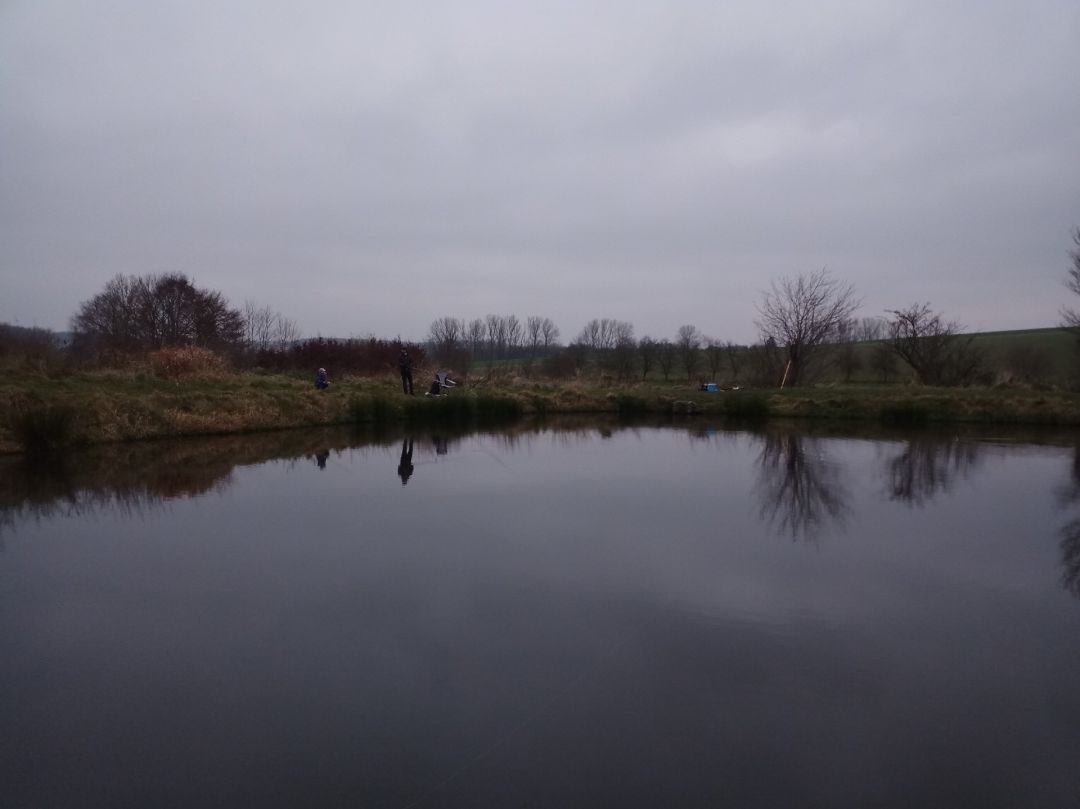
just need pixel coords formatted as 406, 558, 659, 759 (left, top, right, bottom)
148, 347, 227, 379
0, 324, 67, 374
11, 404, 77, 454
251, 337, 426, 376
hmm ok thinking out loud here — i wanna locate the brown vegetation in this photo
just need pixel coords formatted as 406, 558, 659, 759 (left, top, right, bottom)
148, 346, 228, 379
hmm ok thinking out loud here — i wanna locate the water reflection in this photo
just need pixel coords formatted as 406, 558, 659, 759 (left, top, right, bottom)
0, 420, 636, 534
752, 431, 850, 542
884, 437, 983, 506
3, 419, 1077, 567
1057, 446, 1080, 598
0, 428, 372, 535
396, 438, 414, 484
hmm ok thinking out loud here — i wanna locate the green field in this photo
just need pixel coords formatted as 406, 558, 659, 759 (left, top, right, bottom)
806, 327, 1075, 386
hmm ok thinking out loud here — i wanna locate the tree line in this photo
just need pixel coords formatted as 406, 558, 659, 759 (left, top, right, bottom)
422, 291, 989, 388
50, 272, 426, 375
6, 226, 1080, 386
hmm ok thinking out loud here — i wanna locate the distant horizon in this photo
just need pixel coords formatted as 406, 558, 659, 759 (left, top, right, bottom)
4, 315, 1071, 347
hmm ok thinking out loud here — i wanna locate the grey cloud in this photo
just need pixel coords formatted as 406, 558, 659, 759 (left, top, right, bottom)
1, 0, 1078, 342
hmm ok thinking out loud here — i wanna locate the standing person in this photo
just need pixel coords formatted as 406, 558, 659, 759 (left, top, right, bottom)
398, 348, 414, 395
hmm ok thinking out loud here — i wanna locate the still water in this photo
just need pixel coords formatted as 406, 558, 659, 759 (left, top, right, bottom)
2, 420, 1080, 808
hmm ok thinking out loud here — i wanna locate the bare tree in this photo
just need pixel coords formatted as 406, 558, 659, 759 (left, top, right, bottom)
853, 316, 895, 383
243, 300, 300, 351
467, 318, 486, 359
871, 342, 898, 383
887, 303, 984, 386
70, 274, 146, 352
704, 338, 723, 380
72, 272, 243, 353
857, 316, 887, 342
243, 300, 275, 351
428, 316, 464, 362
505, 315, 523, 356
1061, 226, 1080, 331
611, 334, 637, 380
274, 315, 301, 349
755, 268, 860, 386
526, 316, 543, 357
676, 324, 702, 382
599, 321, 635, 377
577, 319, 602, 350
485, 314, 506, 359
576, 318, 617, 351
191, 287, 244, 349
565, 342, 589, 375
638, 336, 656, 380
540, 318, 560, 351
657, 339, 676, 381
721, 341, 744, 385
612, 320, 634, 346
746, 338, 784, 387
576, 318, 631, 351
833, 317, 861, 382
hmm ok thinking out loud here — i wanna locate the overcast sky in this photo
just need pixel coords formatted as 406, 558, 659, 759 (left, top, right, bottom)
2, 0, 1078, 343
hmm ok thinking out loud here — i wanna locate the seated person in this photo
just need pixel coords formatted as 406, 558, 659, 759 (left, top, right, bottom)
428, 373, 443, 396
315, 367, 330, 390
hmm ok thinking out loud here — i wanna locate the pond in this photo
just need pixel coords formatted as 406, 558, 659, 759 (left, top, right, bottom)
2, 419, 1080, 808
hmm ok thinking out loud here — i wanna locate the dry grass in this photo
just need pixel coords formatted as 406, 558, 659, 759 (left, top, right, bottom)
148, 346, 228, 379
3, 366, 1080, 453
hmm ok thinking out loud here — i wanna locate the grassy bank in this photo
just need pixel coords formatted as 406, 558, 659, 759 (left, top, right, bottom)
3, 368, 1080, 453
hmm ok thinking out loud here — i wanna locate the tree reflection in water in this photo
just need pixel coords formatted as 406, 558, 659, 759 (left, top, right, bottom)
1057, 446, 1080, 598
884, 437, 983, 507
753, 431, 850, 542
0, 427, 400, 536
0, 419, 628, 537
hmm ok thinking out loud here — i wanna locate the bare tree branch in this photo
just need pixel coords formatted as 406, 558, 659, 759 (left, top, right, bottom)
755, 268, 860, 386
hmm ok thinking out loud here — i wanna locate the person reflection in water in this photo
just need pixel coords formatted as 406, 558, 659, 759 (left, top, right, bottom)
397, 439, 414, 485
314, 450, 329, 470
432, 435, 448, 456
